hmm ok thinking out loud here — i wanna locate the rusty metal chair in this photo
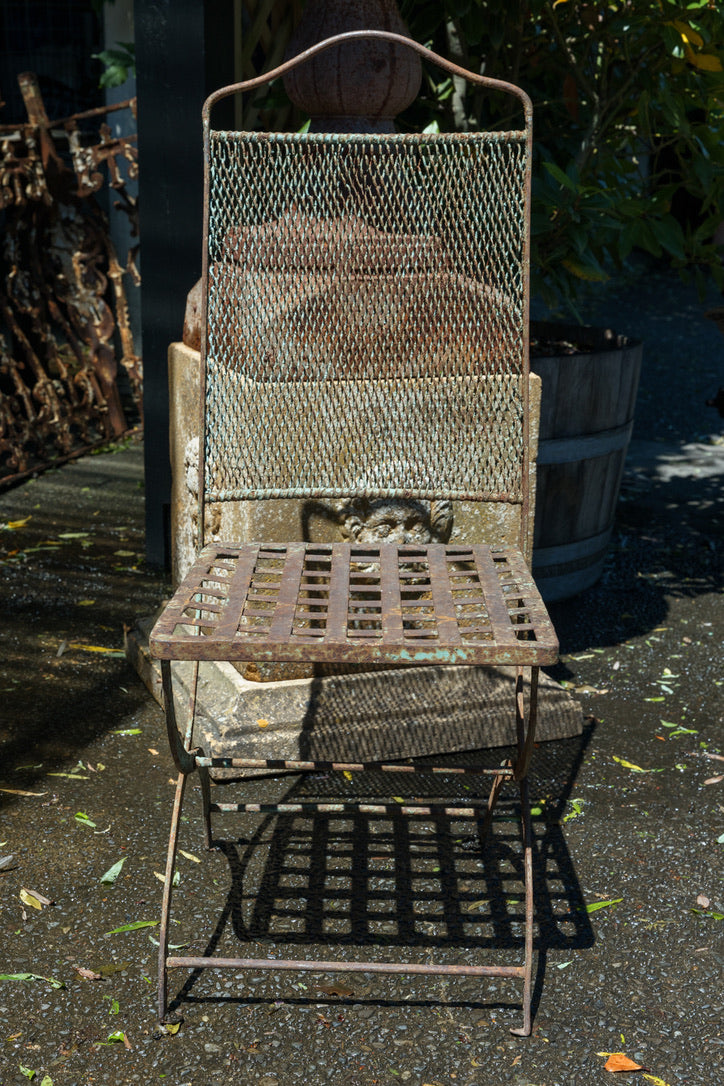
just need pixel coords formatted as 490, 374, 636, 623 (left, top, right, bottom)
150, 31, 558, 1035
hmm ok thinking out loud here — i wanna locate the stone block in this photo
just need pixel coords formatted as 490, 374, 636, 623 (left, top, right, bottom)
168, 341, 540, 585
127, 615, 582, 777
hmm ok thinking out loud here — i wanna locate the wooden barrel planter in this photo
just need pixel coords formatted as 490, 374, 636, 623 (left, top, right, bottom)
530, 321, 643, 602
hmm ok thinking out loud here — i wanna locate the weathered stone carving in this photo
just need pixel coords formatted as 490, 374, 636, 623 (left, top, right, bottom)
322, 496, 453, 546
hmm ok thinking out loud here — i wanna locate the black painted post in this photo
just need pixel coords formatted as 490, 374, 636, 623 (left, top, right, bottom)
134, 0, 234, 566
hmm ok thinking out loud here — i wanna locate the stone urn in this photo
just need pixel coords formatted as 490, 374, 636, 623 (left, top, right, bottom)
283, 0, 421, 132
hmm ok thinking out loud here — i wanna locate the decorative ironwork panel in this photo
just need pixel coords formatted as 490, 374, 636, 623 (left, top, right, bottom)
204, 130, 528, 505
0, 75, 141, 487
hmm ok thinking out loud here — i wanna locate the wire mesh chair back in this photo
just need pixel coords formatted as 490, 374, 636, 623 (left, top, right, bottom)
200, 52, 532, 523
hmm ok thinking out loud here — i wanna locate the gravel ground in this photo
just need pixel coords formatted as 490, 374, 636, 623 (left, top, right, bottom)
0, 259, 722, 1085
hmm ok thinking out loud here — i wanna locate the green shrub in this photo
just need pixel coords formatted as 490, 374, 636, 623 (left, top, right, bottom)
400, 0, 724, 315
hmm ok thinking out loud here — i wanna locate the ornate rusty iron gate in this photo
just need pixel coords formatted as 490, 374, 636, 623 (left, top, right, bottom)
0, 72, 141, 487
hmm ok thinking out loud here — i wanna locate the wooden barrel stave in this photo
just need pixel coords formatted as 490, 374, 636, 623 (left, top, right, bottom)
530, 322, 642, 601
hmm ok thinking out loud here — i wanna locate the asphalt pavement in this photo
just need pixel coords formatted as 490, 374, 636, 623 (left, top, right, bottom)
0, 258, 722, 1086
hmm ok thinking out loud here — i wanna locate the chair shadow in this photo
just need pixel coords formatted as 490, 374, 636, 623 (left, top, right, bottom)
169, 721, 597, 1019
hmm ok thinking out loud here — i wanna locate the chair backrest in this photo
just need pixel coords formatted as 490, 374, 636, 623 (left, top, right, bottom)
199, 33, 532, 542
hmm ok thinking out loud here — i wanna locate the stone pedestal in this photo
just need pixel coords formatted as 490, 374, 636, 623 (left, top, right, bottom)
125, 340, 584, 766
169, 340, 541, 587
127, 613, 582, 777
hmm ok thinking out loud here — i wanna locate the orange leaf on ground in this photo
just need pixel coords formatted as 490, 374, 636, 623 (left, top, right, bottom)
605, 1053, 644, 1072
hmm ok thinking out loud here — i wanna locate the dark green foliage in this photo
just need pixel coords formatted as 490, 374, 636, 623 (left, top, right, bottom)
400, 0, 724, 315
93, 42, 135, 90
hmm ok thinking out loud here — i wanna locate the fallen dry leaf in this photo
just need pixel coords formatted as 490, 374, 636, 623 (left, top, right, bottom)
20, 888, 52, 910
72, 965, 104, 981
0, 788, 47, 797
68, 642, 123, 655
696, 894, 710, 909
604, 1052, 644, 1072
31, 889, 53, 906
178, 849, 201, 863
703, 775, 724, 786
612, 755, 651, 773
316, 983, 353, 998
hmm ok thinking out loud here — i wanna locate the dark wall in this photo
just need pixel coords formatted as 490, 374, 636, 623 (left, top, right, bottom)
0, 0, 101, 122
134, 0, 235, 567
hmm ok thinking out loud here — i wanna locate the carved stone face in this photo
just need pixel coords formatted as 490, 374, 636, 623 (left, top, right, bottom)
183, 433, 455, 554
335, 497, 453, 546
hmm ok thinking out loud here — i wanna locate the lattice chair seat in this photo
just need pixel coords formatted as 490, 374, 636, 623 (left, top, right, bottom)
153, 542, 556, 666
149, 31, 558, 1037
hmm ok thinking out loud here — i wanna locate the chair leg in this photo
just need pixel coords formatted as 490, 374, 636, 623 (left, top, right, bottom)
510, 772, 534, 1037
158, 769, 188, 1024
198, 763, 213, 849
509, 665, 538, 1037
479, 762, 510, 840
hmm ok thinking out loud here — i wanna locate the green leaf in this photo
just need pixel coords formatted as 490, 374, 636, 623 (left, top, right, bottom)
153, 869, 180, 886
542, 160, 579, 192
586, 898, 623, 914
100, 858, 125, 885
97, 960, 131, 977
563, 798, 585, 823
649, 215, 686, 260
75, 811, 97, 829
40, 1078, 53, 1086
105, 920, 159, 935
92, 43, 136, 90
111, 728, 141, 736
19, 1065, 36, 1080
0, 972, 65, 989
561, 258, 609, 283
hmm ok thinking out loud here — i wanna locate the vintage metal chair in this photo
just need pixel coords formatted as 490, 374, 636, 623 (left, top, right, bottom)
150, 31, 558, 1035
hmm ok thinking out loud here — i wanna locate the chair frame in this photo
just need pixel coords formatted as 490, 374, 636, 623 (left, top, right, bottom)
150, 31, 557, 1037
